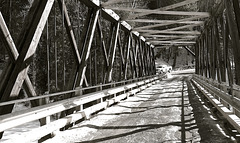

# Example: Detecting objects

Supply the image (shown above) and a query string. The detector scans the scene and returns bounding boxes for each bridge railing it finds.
[192,74,240,133]
[0,74,165,143]
[0,75,162,108]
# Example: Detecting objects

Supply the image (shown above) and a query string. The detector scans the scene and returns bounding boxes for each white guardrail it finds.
[192,74,240,133]
[0,74,166,143]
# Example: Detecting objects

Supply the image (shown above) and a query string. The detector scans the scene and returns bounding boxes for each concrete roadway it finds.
[44,70,236,143]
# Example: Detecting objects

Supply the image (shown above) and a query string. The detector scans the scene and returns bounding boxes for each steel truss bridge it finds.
[0,0,240,142]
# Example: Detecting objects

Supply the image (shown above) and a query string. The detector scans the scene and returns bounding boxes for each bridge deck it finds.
[44,71,234,143]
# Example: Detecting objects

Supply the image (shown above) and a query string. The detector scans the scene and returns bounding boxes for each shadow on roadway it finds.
[69,74,235,143]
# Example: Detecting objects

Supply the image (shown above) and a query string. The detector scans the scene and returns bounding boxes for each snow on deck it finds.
[43,74,199,143]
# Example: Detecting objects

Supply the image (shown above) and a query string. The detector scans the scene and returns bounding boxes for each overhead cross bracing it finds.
[103,8,210,17]
[101,0,210,47]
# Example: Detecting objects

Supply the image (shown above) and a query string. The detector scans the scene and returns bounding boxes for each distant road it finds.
[171,69,195,75]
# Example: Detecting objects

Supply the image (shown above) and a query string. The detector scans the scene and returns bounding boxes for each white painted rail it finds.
[192,75,240,133]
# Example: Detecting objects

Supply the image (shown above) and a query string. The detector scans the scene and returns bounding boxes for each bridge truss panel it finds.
[195,0,240,86]
[0,0,156,136]
[194,0,240,131]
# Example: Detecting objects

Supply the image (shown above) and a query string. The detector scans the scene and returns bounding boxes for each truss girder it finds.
[195,0,240,86]
[0,0,156,124]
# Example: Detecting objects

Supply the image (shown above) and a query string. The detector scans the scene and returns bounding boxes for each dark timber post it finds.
[106,22,120,82]
[76,8,99,86]
[124,32,131,80]
[195,42,199,75]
